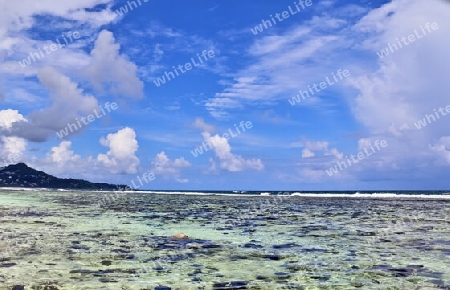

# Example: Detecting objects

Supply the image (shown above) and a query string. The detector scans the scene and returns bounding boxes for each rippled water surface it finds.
[0,190,449,289]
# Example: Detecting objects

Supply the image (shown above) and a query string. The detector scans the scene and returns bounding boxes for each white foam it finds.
[2,188,448,200]
[0,187,50,192]
[289,192,450,199]
[106,191,450,200]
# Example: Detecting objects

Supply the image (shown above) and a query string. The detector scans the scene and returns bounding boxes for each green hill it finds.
[0,163,127,190]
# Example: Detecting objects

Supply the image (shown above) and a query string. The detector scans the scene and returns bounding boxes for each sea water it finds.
[0,189,449,289]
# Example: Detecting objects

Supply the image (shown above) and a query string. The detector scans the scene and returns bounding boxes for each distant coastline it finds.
[0,163,128,191]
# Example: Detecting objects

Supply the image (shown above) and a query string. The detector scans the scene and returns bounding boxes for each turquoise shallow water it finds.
[0,190,449,289]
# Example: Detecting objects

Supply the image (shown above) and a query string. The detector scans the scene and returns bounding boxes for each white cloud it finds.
[205,98,243,119]
[302,149,315,158]
[84,30,144,98]
[0,137,27,165]
[29,127,142,180]
[346,0,450,175]
[249,27,311,56]
[97,127,140,174]
[0,109,27,128]
[304,141,329,151]
[0,110,27,162]
[192,118,215,133]
[48,141,81,166]
[0,1,117,76]
[4,67,99,142]
[351,0,450,134]
[38,66,99,113]
[151,151,190,182]
[281,0,450,184]
[202,131,264,172]
[191,119,264,172]
[0,1,116,44]
[299,140,343,159]
[325,148,344,160]
[210,21,344,118]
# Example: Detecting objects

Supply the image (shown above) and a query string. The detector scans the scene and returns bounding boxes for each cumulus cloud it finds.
[298,140,343,159]
[1,137,26,156]
[151,151,190,182]
[287,139,350,182]
[347,0,450,175]
[48,141,81,166]
[0,109,27,163]
[208,143,263,172]
[97,127,140,174]
[280,0,450,184]
[0,109,27,128]
[194,119,264,172]
[2,67,99,142]
[84,30,144,98]
[351,0,450,135]
[28,127,142,180]
[0,1,116,75]
[0,136,26,166]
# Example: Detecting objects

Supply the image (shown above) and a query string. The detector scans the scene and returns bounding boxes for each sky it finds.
[0,0,449,191]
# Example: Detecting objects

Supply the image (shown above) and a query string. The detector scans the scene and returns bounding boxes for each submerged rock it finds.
[171,233,189,240]
[1,262,17,267]
[213,281,248,289]
[155,286,172,290]
[273,243,298,249]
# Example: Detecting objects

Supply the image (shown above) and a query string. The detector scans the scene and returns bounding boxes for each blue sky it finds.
[0,0,449,190]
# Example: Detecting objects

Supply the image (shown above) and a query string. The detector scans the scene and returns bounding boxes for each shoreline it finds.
[1,187,450,200]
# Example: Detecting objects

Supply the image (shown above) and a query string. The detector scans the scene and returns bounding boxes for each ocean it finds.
[0,189,449,289]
